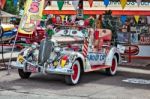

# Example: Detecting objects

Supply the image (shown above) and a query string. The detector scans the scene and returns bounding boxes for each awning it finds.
[43,10,150,16]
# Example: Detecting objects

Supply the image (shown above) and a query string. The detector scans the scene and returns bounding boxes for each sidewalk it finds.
[120,58,150,70]
[0,52,18,70]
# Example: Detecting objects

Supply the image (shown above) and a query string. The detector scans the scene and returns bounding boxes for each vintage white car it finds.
[14,25,121,85]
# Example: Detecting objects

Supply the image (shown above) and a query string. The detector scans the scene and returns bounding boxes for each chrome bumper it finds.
[12,61,73,75]
[46,67,74,75]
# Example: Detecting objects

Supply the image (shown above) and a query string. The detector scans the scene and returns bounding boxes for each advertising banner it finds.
[18,0,45,34]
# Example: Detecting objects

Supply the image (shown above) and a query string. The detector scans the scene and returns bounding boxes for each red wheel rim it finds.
[111,59,116,72]
[72,64,78,80]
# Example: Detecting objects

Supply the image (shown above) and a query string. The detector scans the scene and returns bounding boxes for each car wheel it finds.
[18,69,31,79]
[65,60,81,85]
[105,56,117,76]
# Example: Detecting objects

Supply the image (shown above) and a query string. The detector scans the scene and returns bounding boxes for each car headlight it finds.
[54,47,61,53]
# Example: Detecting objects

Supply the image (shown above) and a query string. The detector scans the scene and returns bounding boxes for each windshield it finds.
[53,27,88,38]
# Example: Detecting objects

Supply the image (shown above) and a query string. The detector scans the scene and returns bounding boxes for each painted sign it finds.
[139,34,150,45]
[18,0,45,34]
[87,53,106,65]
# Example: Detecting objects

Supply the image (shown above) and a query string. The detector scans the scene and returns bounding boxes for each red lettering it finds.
[29,2,39,13]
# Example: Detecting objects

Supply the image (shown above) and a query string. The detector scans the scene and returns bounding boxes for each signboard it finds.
[87,53,106,65]
[139,34,150,45]
[18,0,45,34]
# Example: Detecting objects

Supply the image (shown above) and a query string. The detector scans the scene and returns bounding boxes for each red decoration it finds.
[52,17,56,23]
[84,19,90,26]
[88,0,93,7]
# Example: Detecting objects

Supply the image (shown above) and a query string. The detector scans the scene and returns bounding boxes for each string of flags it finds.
[0,0,143,10]
[0,0,147,25]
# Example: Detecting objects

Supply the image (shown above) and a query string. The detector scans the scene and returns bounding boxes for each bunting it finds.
[134,15,140,23]
[104,0,110,7]
[136,0,142,7]
[72,0,79,10]
[120,0,127,9]
[57,1,64,11]
[88,0,93,7]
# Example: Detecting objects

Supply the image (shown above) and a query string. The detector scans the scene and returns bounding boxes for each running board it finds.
[85,65,110,72]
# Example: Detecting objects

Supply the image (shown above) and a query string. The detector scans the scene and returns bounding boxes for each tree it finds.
[102,10,118,46]
[3,0,18,15]
[3,0,26,15]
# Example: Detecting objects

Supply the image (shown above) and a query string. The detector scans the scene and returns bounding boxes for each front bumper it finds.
[12,61,74,75]
[46,67,73,75]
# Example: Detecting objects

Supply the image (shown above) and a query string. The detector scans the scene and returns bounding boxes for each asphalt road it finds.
[0,67,150,99]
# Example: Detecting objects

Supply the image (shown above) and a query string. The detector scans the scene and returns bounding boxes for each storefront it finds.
[44,1,150,58]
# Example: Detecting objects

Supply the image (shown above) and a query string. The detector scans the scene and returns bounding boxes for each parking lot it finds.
[0,67,150,99]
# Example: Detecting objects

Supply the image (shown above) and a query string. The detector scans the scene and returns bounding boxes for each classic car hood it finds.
[52,36,84,44]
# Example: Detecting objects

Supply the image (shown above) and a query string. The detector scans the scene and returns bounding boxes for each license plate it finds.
[26,64,39,73]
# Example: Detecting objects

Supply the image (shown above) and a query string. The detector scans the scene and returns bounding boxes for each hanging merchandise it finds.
[104,0,110,7]
[13,0,18,6]
[83,15,90,19]
[134,15,140,23]
[88,0,93,7]
[84,19,90,26]
[136,0,142,7]
[72,0,79,10]
[0,0,6,9]
[56,15,62,24]
[52,17,56,24]
[71,15,76,22]
[61,15,65,22]
[147,16,150,25]
[120,0,127,9]
[121,15,127,25]
[57,1,64,11]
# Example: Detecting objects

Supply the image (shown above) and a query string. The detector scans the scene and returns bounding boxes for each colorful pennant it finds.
[104,0,110,7]
[134,15,140,23]
[120,0,127,9]
[136,0,142,7]
[88,0,93,7]
[57,1,64,11]
[72,0,79,10]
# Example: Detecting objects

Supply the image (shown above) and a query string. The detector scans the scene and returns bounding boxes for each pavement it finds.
[0,67,150,99]
[0,52,150,99]
[120,58,150,69]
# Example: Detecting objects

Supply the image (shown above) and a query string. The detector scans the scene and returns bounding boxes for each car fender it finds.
[105,47,121,66]
[63,51,85,71]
